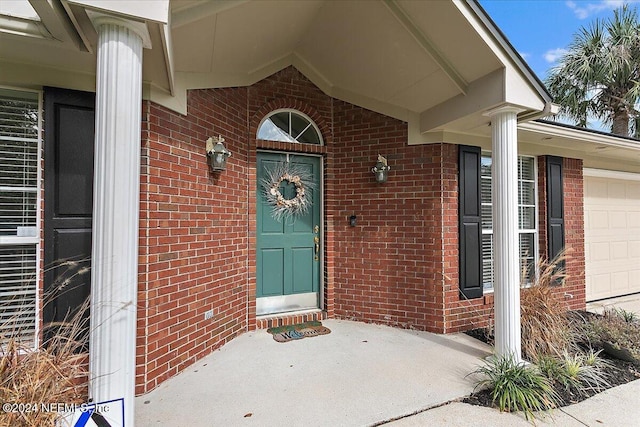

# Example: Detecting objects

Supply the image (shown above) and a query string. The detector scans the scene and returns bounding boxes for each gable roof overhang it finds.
[519,120,640,174]
[0,0,173,95]
[424,118,640,174]
[0,0,555,143]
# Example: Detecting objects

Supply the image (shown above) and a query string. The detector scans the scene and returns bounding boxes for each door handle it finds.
[313,225,319,261]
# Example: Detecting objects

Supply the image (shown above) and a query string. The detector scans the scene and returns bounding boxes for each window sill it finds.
[0,236,38,245]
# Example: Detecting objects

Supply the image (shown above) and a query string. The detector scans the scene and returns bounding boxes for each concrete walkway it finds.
[388,380,640,426]
[587,293,640,316]
[136,319,640,426]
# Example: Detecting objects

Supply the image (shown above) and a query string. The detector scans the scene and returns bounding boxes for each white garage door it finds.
[584,170,640,301]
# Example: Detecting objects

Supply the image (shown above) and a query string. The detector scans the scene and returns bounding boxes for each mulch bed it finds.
[463,310,640,408]
[464,355,640,408]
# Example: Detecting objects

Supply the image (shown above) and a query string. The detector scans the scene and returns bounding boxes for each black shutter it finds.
[459,145,483,299]
[43,87,95,349]
[546,156,564,262]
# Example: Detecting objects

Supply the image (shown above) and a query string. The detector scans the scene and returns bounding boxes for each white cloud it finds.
[566,0,639,19]
[518,52,531,60]
[544,48,569,63]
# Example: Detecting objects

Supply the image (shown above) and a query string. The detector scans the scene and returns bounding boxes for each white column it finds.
[89,15,147,427]
[487,106,524,362]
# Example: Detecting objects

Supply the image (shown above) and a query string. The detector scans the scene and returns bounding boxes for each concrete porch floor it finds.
[135,320,492,426]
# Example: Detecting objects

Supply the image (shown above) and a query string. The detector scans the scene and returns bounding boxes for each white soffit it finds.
[0,1,71,41]
[169,0,505,121]
[397,0,498,84]
[64,0,172,93]
[65,0,169,24]
[416,0,553,136]
[460,0,551,106]
[0,1,39,21]
[0,1,46,39]
[170,14,216,73]
[518,121,640,173]
[0,0,173,95]
[520,121,640,151]
[213,1,321,75]
[0,0,551,130]
[296,0,447,108]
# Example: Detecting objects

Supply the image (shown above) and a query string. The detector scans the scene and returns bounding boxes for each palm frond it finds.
[545,5,640,137]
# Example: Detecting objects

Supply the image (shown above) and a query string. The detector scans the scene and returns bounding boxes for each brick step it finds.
[256,310,328,330]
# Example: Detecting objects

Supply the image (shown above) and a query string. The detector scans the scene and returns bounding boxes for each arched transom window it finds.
[257,109,323,145]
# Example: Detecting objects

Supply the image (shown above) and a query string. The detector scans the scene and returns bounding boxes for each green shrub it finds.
[583,348,603,367]
[536,350,611,398]
[536,355,568,385]
[559,352,610,394]
[610,308,639,324]
[473,353,559,421]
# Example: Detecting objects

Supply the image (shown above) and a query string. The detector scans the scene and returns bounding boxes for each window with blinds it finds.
[481,154,537,290]
[0,88,40,347]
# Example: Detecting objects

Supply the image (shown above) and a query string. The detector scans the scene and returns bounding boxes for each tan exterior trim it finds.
[584,168,640,181]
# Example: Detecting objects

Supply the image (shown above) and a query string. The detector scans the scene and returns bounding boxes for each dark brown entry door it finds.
[43,87,94,344]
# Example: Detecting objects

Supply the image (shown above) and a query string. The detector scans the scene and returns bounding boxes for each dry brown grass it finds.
[520,252,574,361]
[0,300,89,427]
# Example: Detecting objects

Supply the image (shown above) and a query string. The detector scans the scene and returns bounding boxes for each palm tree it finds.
[546,5,640,137]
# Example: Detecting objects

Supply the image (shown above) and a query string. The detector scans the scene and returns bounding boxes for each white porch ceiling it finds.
[170,0,504,117]
[0,0,552,139]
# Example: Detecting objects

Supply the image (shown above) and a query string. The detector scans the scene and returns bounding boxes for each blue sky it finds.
[479,0,640,81]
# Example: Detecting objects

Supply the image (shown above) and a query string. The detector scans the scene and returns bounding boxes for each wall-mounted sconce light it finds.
[205,135,232,172]
[349,215,357,227]
[371,154,390,183]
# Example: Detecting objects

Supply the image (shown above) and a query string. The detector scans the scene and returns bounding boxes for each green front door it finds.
[256,152,321,315]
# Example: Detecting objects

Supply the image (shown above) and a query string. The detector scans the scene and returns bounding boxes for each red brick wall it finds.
[134,67,588,393]
[330,101,448,332]
[537,156,586,311]
[440,154,588,334]
[562,158,586,309]
[137,88,249,394]
[441,145,495,333]
[246,67,334,328]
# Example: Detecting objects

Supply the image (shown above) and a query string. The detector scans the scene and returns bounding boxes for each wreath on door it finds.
[262,160,315,221]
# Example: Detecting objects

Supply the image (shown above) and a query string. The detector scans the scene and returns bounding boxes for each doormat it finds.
[266,321,331,343]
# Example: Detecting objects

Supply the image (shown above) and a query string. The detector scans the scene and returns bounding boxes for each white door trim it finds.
[255,150,325,315]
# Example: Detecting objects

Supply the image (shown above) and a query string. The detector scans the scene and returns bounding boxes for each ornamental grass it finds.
[0,265,89,427]
[472,353,559,421]
[520,252,574,361]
